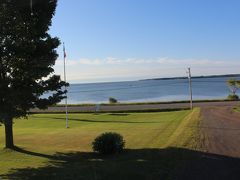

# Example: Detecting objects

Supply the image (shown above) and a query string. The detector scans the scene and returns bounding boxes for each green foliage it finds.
[0,0,67,118]
[227,94,239,100]
[226,79,240,96]
[92,132,125,154]
[109,97,118,104]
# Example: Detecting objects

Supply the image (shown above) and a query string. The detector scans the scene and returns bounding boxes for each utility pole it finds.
[187,67,193,110]
[63,43,69,128]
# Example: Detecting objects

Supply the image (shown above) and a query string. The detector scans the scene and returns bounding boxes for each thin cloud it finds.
[56,57,239,66]
[54,57,240,83]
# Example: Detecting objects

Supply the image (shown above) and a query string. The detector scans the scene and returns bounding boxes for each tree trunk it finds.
[4,117,14,149]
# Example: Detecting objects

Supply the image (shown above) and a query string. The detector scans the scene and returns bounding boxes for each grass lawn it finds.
[233,106,240,112]
[0,109,200,179]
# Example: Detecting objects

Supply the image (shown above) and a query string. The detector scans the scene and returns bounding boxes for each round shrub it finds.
[227,94,239,100]
[92,132,125,154]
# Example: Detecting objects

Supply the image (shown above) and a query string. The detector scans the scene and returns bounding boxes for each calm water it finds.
[60,76,239,104]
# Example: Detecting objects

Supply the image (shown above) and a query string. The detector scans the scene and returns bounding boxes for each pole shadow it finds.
[30,116,161,124]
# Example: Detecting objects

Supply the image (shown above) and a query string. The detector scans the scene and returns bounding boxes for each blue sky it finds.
[50,0,240,83]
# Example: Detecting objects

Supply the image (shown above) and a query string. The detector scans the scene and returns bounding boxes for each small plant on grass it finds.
[227,79,240,100]
[109,97,118,104]
[92,132,125,154]
[227,94,239,100]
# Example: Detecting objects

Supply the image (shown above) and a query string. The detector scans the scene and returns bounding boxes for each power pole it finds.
[187,67,193,110]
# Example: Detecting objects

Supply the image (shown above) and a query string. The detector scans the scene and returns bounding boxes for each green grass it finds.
[0,109,200,179]
[233,106,240,112]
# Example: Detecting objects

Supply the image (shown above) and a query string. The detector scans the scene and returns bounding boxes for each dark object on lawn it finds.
[92,132,125,154]
[109,97,118,104]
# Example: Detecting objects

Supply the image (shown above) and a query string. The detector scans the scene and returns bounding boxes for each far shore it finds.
[141,73,240,81]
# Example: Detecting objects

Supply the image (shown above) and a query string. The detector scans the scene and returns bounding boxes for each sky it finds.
[49,0,240,83]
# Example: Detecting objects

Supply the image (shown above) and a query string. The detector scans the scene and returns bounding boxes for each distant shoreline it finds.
[69,74,240,85]
[140,74,240,81]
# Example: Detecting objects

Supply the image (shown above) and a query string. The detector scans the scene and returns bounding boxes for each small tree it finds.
[226,79,240,100]
[0,0,67,149]
[109,97,118,104]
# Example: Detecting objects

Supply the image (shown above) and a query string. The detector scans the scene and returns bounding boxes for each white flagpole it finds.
[187,67,193,110]
[63,42,69,128]
[30,0,33,16]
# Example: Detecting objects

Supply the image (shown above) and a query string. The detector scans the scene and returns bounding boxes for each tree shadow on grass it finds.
[108,113,129,116]
[12,146,57,160]
[30,116,160,124]
[2,147,240,180]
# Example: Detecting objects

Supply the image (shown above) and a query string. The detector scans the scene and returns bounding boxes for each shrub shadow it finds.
[2,147,240,180]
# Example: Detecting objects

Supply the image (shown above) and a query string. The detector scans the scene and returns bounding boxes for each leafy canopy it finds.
[0,0,67,120]
[227,79,240,95]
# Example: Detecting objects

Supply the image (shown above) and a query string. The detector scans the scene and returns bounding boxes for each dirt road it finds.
[201,106,240,158]
[178,106,240,180]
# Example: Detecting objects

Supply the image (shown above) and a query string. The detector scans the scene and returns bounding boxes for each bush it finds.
[227,94,239,100]
[92,132,125,154]
[109,97,118,104]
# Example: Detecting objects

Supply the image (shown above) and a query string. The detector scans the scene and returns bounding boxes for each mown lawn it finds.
[0,109,200,179]
[233,106,240,113]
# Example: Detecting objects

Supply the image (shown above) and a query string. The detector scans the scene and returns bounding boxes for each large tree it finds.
[0,0,67,149]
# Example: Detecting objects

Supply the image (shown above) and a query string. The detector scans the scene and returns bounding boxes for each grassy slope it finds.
[0,109,200,179]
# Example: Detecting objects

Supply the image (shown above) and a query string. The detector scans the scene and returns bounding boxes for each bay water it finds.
[61,76,240,104]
